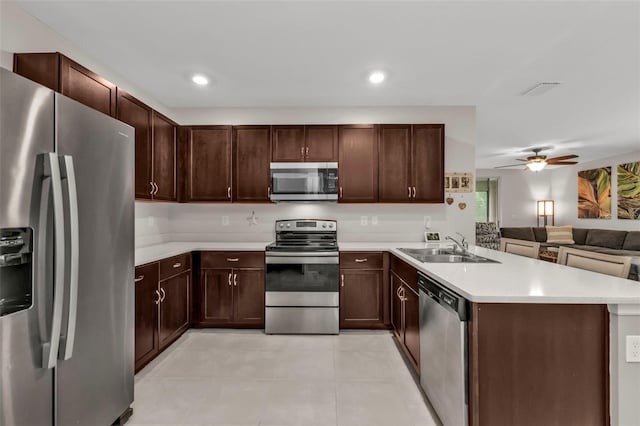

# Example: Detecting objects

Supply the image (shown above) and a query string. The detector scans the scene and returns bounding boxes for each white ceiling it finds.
[13,1,640,168]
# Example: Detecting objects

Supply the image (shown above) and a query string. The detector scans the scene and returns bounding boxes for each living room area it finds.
[475,149,640,281]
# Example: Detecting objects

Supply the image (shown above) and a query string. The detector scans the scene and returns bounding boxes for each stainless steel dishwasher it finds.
[418,272,469,426]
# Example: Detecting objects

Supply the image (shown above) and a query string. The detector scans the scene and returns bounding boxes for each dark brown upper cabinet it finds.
[233,126,271,202]
[272,125,338,162]
[151,111,177,201]
[378,124,444,203]
[180,126,233,202]
[116,90,153,199]
[338,125,378,203]
[14,52,117,117]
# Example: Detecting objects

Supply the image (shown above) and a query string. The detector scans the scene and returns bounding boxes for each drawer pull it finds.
[228,273,232,286]
[159,288,166,302]
[154,290,161,305]
[341,274,344,287]
[134,275,144,283]
[233,273,238,286]
[354,258,368,263]
[173,262,182,268]
[227,258,239,262]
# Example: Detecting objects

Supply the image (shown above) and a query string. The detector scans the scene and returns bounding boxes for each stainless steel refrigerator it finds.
[0,67,134,425]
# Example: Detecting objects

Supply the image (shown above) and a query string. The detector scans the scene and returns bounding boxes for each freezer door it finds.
[54,94,135,425]
[0,68,56,425]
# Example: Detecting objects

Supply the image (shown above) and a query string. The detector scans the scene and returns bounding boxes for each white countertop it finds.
[135,241,640,305]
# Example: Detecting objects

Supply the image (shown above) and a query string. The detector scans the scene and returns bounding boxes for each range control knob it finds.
[322,224,327,228]
[329,223,334,228]
[286,223,291,228]
[279,223,284,228]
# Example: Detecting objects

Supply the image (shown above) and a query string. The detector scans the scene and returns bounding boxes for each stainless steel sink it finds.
[398,248,499,263]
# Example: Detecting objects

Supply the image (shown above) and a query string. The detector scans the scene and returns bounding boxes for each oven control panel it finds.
[276,219,336,232]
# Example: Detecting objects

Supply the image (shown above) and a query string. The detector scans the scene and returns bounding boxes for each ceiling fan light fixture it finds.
[526,160,547,172]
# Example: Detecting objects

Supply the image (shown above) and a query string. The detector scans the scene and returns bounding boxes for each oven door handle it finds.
[265,255,339,265]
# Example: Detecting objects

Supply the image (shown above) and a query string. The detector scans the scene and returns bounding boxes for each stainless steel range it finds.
[265,219,339,334]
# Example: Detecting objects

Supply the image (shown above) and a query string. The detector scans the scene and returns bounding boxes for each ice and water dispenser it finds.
[0,227,33,316]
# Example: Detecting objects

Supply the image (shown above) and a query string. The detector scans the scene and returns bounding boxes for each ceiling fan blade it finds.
[515,159,528,162]
[547,154,578,162]
[547,161,578,165]
[494,164,523,169]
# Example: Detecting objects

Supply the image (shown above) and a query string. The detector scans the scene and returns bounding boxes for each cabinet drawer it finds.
[135,262,159,285]
[340,252,383,269]
[391,255,418,292]
[201,251,265,269]
[159,253,191,281]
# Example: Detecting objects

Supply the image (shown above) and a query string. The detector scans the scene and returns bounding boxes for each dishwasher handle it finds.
[418,272,468,321]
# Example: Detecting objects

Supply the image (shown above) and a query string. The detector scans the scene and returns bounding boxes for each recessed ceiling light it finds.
[369,71,385,84]
[192,74,209,86]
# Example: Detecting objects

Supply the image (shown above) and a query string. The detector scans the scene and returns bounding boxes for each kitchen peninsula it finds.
[136,241,640,426]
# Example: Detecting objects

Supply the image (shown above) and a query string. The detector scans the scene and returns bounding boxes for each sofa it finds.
[499,226,640,281]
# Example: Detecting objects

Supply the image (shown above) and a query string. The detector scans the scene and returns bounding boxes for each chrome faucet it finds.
[446,233,469,254]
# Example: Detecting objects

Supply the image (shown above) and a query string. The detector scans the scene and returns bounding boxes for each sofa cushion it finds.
[572,228,589,245]
[585,229,628,249]
[546,225,575,244]
[623,231,640,251]
[533,227,547,242]
[500,227,535,241]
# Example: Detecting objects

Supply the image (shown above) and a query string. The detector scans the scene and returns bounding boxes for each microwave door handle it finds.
[58,155,79,360]
[41,153,66,369]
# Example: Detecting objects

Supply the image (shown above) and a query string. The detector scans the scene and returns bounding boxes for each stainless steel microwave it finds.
[270,162,338,202]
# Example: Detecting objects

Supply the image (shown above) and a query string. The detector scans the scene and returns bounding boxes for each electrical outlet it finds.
[371,216,378,225]
[360,216,368,226]
[424,216,431,228]
[626,335,640,362]
[222,216,229,226]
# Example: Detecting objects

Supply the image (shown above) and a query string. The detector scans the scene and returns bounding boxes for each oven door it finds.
[270,162,338,201]
[265,252,339,306]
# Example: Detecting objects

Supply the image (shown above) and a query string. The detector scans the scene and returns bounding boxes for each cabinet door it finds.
[233,126,271,202]
[13,52,60,91]
[272,126,305,162]
[338,125,378,202]
[390,272,404,340]
[152,111,177,201]
[202,269,234,324]
[159,271,190,348]
[186,127,232,201]
[135,263,159,372]
[412,124,445,203]
[305,125,338,162]
[116,90,153,199]
[234,268,265,326]
[60,55,117,117]
[340,269,383,329]
[403,284,420,370]
[379,125,412,202]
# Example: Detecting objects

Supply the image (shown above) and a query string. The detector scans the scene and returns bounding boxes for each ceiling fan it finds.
[495,148,579,172]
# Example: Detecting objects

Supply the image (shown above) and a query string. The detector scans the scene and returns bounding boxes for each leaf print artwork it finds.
[617,162,640,220]
[578,167,611,219]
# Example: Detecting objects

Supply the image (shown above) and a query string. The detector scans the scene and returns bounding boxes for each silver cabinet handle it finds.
[134,275,144,283]
[268,186,271,198]
[354,258,367,263]
[228,273,232,286]
[341,274,345,287]
[412,187,416,198]
[59,155,79,360]
[149,182,154,195]
[401,287,407,302]
[227,186,231,199]
[396,286,401,298]
[154,289,161,305]
[339,187,343,199]
[305,146,309,157]
[226,258,239,262]
[408,187,411,198]
[173,262,182,268]
[42,153,66,369]
[300,146,304,158]
[233,273,238,286]
[154,182,159,195]
[160,287,166,302]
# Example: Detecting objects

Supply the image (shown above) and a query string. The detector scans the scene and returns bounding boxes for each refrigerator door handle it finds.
[59,155,79,360]
[42,153,66,369]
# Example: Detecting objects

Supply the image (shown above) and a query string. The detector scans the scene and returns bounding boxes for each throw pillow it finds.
[546,225,575,244]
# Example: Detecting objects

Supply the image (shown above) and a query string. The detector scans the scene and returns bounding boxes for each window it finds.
[475,177,499,223]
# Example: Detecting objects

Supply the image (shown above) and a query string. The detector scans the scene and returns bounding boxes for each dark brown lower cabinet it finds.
[339,252,389,329]
[390,255,420,372]
[134,253,192,372]
[195,251,265,328]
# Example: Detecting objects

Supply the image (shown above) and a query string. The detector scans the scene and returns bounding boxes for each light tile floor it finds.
[128,330,440,426]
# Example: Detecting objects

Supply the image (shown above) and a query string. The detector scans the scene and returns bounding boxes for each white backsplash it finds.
[135,200,475,248]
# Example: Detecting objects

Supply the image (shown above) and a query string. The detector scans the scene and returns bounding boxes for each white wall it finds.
[476,168,553,227]
[134,106,476,247]
[0,1,172,117]
[551,150,640,231]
